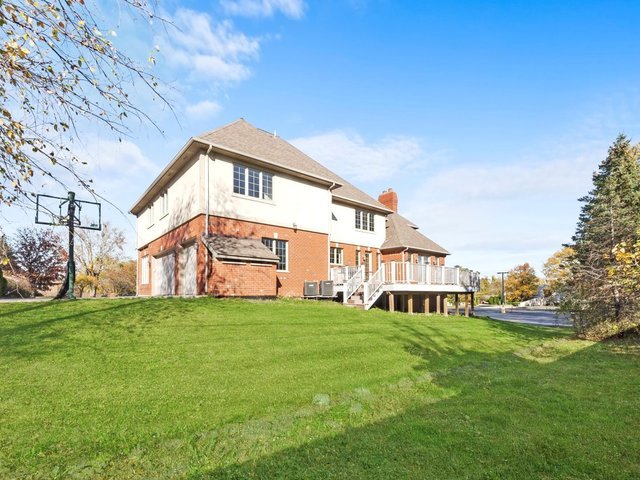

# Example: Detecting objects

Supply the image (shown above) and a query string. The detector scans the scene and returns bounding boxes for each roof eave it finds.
[193,137,340,188]
[381,244,450,255]
[331,195,393,214]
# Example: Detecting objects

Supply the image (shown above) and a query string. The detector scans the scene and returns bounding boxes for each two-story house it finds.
[130,119,479,313]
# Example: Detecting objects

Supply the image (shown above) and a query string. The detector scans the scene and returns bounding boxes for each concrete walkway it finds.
[474,305,572,327]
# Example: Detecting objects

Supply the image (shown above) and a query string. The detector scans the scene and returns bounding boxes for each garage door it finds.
[153,252,175,296]
[179,243,197,295]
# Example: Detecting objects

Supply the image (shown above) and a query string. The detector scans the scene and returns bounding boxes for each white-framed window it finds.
[330,247,343,265]
[141,255,150,284]
[355,250,361,266]
[147,204,154,228]
[262,238,288,271]
[160,191,169,218]
[234,164,274,200]
[354,210,375,232]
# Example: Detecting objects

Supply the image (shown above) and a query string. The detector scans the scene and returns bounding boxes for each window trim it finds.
[141,255,150,285]
[354,210,375,232]
[262,237,288,272]
[330,247,343,265]
[233,163,275,202]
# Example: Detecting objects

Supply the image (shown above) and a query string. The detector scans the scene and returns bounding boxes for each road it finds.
[473,305,572,327]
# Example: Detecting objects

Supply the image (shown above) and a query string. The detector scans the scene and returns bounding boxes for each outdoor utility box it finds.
[304,281,319,297]
[320,280,334,297]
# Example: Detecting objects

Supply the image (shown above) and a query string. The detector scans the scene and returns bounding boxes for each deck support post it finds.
[436,294,441,314]
[443,294,448,316]
[471,292,475,316]
[454,293,460,315]
[408,294,414,314]
[388,293,395,312]
[424,295,430,314]
[465,294,470,317]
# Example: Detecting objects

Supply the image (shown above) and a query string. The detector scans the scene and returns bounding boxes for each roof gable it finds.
[382,213,450,255]
[198,119,391,212]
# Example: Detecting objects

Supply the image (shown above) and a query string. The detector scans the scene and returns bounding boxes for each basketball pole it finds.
[67,191,76,300]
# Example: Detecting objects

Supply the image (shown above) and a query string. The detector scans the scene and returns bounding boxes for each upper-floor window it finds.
[234,164,273,200]
[330,247,343,265]
[355,210,375,232]
[262,238,288,271]
[159,191,169,218]
[147,204,154,228]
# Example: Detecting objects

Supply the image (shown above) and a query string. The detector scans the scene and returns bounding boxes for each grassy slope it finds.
[0,298,638,479]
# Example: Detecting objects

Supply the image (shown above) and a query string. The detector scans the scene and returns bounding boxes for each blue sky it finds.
[4,0,640,277]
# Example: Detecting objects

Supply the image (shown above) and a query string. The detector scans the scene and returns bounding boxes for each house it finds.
[130,119,479,313]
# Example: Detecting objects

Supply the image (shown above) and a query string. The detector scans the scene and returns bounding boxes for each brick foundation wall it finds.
[138,214,329,297]
[209,261,276,297]
[209,216,329,297]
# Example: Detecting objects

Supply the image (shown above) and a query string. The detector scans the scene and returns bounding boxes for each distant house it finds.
[130,119,479,312]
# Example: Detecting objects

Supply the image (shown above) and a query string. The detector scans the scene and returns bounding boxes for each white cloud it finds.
[221,0,306,18]
[159,11,260,83]
[291,130,438,183]
[185,100,222,119]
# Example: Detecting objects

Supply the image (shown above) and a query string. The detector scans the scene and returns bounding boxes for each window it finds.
[262,238,288,271]
[330,247,343,265]
[233,164,245,195]
[355,210,375,232]
[234,164,274,200]
[160,191,169,218]
[147,205,154,228]
[248,168,260,198]
[355,250,361,266]
[141,255,150,284]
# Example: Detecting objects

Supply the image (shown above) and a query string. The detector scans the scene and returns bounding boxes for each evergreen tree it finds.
[566,135,640,337]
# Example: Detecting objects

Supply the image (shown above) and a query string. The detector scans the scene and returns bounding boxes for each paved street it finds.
[474,305,572,327]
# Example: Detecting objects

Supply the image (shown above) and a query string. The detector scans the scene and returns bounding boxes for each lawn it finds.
[0,298,638,479]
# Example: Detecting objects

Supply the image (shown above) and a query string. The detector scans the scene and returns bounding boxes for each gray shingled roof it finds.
[382,213,450,254]
[197,119,391,212]
[203,235,279,263]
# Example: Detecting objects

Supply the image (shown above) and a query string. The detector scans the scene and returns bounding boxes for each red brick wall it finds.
[208,216,328,297]
[138,214,329,297]
[209,261,276,297]
[137,216,207,296]
[330,241,381,272]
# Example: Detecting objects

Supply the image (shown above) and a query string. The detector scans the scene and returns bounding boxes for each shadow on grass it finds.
[0,298,153,359]
[190,340,639,480]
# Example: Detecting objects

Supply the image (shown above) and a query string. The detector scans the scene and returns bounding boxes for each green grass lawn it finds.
[0,298,638,479]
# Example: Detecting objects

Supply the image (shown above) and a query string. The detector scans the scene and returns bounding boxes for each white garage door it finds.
[153,252,175,296]
[179,243,197,295]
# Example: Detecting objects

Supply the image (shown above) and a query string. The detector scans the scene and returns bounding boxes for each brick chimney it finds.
[378,188,398,212]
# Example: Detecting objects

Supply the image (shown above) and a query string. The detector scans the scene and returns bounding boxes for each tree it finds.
[565,135,640,338]
[101,260,136,296]
[75,222,125,296]
[543,247,574,294]
[0,0,166,205]
[11,227,66,291]
[478,275,501,302]
[505,263,539,303]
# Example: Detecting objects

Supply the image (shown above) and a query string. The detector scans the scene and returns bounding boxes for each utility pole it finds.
[498,271,508,314]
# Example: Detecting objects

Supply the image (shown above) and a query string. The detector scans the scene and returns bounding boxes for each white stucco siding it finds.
[208,155,331,234]
[329,201,385,248]
[136,153,202,248]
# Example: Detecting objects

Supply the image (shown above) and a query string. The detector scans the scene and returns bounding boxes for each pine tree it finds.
[566,135,640,337]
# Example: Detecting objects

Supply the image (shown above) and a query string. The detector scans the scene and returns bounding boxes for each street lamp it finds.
[498,271,508,314]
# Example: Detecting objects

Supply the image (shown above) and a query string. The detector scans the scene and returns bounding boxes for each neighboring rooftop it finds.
[382,213,450,255]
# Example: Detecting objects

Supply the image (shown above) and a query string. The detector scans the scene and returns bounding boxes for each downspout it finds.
[204,145,212,294]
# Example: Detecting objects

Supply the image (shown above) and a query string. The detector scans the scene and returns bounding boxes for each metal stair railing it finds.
[363,264,385,310]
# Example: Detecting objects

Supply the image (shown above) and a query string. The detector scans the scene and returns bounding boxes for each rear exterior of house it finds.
[130,119,479,312]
